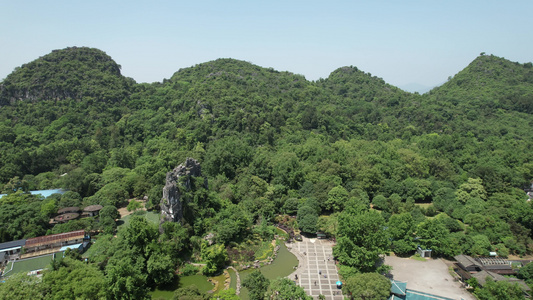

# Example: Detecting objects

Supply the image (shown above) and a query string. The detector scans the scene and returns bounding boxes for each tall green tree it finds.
[416,218,451,257]
[243,270,270,300]
[326,185,349,212]
[268,277,312,300]
[146,252,175,287]
[297,205,318,234]
[105,250,149,300]
[43,257,108,299]
[518,262,533,285]
[456,178,487,203]
[201,243,228,275]
[119,215,158,256]
[334,210,389,271]
[0,272,45,299]
[388,212,416,256]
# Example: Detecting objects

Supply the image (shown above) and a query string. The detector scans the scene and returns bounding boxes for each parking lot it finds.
[287,237,344,300]
[385,255,474,300]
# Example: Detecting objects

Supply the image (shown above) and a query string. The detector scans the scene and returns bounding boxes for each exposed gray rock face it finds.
[160,158,206,226]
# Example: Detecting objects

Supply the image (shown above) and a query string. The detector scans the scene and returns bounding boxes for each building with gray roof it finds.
[0,239,26,263]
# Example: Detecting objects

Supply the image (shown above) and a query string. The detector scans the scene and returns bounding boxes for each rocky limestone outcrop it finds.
[160,158,207,227]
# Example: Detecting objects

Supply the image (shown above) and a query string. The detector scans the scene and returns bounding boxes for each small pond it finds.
[238,241,298,300]
[150,241,298,299]
[150,274,214,299]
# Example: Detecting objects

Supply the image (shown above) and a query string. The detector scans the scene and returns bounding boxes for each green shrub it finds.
[181,264,200,276]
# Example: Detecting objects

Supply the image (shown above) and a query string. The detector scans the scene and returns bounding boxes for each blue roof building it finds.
[390,280,453,300]
[390,280,407,296]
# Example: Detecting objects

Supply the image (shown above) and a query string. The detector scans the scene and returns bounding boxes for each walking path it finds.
[286,236,344,300]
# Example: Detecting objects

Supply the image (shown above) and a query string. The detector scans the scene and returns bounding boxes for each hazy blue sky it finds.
[1,0,532,90]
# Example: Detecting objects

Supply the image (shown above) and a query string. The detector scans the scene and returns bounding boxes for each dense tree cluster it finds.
[1,47,533,298]
[243,270,311,300]
[343,273,391,300]
[0,215,188,299]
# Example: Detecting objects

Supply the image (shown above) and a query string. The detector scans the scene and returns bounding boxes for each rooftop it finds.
[83,204,103,212]
[472,270,531,291]
[471,270,506,285]
[25,230,85,248]
[59,243,83,252]
[57,206,80,214]
[53,213,80,222]
[478,257,510,266]
[391,280,407,296]
[390,289,454,300]
[0,239,26,252]
[389,279,454,300]
[454,254,481,268]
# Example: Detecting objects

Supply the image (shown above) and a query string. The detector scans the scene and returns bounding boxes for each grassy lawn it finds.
[82,242,98,259]
[414,203,433,209]
[411,254,427,262]
[4,254,54,276]
[119,210,160,228]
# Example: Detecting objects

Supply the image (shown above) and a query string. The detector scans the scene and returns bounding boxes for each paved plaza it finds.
[385,256,474,300]
[287,236,344,300]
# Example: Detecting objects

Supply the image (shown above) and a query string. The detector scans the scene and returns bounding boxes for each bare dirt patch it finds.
[508,254,533,260]
[385,255,474,300]
[118,198,147,219]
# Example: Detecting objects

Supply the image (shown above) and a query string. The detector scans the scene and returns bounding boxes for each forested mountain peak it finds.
[429,54,533,113]
[469,54,533,80]
[318,65,409,108]
[326,65,382,83]
[441,54,533,89]
[171,58,274,80]
[152,58,314,136]
[0,47,133,105]
[168,58,308,89]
